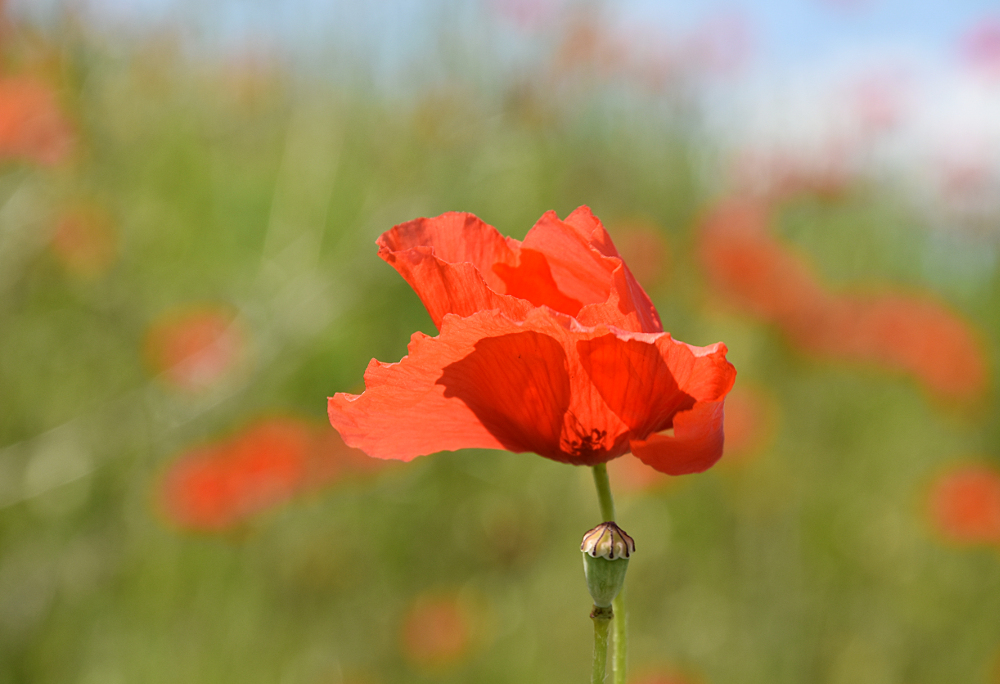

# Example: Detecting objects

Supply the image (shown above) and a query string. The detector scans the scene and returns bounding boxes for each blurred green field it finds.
[1,14,999,684]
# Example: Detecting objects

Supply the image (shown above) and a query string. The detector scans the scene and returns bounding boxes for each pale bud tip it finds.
[580,521,635,560]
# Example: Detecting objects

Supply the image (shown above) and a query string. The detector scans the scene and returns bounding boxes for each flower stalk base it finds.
[591,604,612,684]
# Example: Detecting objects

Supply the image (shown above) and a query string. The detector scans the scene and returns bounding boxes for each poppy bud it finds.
[581,521,634,608]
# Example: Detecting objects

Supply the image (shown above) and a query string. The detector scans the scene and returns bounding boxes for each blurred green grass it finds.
[0,18,998,684]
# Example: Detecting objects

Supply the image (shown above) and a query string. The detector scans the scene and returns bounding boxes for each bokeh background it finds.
[2,0,1000,682]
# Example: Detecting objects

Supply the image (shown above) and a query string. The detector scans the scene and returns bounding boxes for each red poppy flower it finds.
[699,198,832,329]
[0,76,73,166]
[699,198,988,403]
[928,463,1000,545]
[717,382,778,462]
[820,293,988,402]
[399,592,476,670]
[159,417,388,531]
[160,418,312,531]
[328,207,736,476]
[144,305,246,391]
[631,670,703,684]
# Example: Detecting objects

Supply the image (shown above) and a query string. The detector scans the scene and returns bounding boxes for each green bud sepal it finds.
[581,521,635,608]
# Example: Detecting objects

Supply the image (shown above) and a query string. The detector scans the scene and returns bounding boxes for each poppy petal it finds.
[629,399,727,475]
[328,309,631,464]
[658,339,737,403]
[438,330,573,455]
[577,261,664,333]
[492,248,586,316]
[509,207,662,329]
[563,205,612,254]
[380,212,514,290]
[521,210,616,307]
[565,207,663,333]
[579,334,734,439]
[329,337,507,461]
[577,334,694,437]
[379,208,662,333]
[379,213,529,328]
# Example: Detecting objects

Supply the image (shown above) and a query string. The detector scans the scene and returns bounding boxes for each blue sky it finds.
[626,0,997,70]
[11,0,998,73]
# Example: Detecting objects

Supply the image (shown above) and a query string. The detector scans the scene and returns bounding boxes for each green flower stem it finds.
[591,605,613,684]
[592,463,616,522]
[590,463,626,684]
[612,591,626,684]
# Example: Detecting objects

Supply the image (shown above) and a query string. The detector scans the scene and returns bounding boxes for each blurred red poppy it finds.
[551,14,629,82]
[144,305,245,391]
[729,148,850,204]
[700,198,836,346]
[928,463,1000,545]
[400,592,474,671]
[630,667,703,684]
[719,383,777,462]
[159,417,384,531]
[49,205,117,277]
[819,294,988,402]
[700,198,988,403]
[328,207,736,476]
[0,75,73,166]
